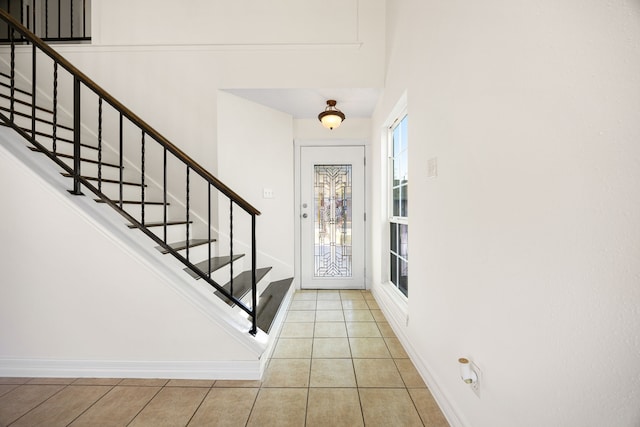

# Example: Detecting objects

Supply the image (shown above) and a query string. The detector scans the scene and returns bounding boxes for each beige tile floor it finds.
[0,290,449,426]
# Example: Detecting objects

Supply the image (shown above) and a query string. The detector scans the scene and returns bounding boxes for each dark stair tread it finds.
[61,174,145,187]
[256,278,294,333]
[95,199,167,205]
[215,267,272,306]
[184,253,245,279]
[128,220,192,229]
[30,147,119,167]
[156,238,216,254]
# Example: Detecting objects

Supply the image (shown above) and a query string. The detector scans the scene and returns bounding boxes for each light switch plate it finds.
[263,188,274,199]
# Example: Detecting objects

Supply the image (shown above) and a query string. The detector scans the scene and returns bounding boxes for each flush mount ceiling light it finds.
[318,99,346,130]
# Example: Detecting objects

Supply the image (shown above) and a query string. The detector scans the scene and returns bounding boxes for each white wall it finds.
[0,128,264,379]
[93,0,359,46]
[372,1,640,426]
[40,0,385,257]
[216,91,294,281]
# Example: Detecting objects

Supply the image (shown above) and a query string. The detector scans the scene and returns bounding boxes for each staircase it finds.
[0,9,292,338]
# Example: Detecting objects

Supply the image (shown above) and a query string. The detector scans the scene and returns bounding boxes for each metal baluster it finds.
[208,185,211,278]
[6,0,10,39]
[163,147,167,243]
[57,0,60,38]
[82,0,85,38]
[250,214,257,335]
[141,131,145,225]
[69,0,73,37]
[118,112,123,208]
[25,5,29,30]
[97,97,102,192]
[32,0,35,34]
[31,43,36,139]
[45,0,48,38]
[186,166,190,261]
[70,76,81,195]
[52,61,57,153]
[229,199,234,298]
[9,29,14,123]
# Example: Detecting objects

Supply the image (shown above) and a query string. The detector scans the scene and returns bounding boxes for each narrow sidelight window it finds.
[389,113,408,296]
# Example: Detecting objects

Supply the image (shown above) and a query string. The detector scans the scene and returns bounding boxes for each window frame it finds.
[388,110,408,297]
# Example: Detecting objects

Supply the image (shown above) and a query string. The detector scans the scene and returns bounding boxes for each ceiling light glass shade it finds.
[318,100,346,130]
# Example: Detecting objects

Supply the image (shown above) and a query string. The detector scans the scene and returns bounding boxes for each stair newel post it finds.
[140,130,145,225]
[229,199,234,298]
[31,43,36,139]
[250,213,257,335]
[69,75,82,195]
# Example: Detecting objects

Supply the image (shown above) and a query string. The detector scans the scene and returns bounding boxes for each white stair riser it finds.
[57,157,123,181]
[40,142,103,163]
[147,223,193,245]
[3,114,104,157]
[0,108,68,132]
[97,181,145,200]
[174,242,215,264]
[210,256,246,285]
[123,203,166,224]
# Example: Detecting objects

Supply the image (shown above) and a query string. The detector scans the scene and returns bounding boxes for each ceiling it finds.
[223,88,381,120]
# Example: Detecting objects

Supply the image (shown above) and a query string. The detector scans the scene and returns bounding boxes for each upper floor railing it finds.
[0,0,90,42]
[0,8,262,335]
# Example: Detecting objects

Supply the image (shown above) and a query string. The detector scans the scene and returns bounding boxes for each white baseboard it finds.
[0,358,261,380]
[372,282,464,427]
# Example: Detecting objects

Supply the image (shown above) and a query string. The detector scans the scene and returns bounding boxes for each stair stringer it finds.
[0,127,274,380]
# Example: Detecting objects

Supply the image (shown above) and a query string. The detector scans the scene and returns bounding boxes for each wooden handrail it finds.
[0,8,261,216]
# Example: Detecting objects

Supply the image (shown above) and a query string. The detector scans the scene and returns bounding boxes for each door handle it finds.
[302,213,308,219]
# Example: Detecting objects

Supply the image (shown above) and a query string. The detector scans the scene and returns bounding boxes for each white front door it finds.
[300,146,365,289]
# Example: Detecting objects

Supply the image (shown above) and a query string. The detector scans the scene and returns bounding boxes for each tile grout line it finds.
[183,385,210,427]
[7,381,72,426]
[64,383,118,426]
[302,296,317,426]
[343,293,370,425]
[124,383,165,427]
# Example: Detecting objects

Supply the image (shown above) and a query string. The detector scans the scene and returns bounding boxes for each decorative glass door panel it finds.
[314,165,352,278]
[300,146,365,289]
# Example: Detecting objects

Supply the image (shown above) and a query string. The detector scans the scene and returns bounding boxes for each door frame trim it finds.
[294,139,369,291]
